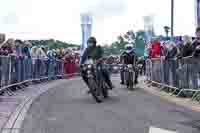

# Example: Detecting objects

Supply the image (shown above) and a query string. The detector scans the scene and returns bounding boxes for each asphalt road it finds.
[20,78,200,133]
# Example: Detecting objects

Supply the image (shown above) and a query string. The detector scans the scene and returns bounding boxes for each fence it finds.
[145,56,200,98]
[0,55,79,95]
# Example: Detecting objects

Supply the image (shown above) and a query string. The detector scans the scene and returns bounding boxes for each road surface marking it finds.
[149,126,177,133]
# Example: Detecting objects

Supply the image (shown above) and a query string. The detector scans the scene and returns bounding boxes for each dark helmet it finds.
[87,37,97,46]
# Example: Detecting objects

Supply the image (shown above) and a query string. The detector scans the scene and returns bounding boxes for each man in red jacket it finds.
[150,38,161,58]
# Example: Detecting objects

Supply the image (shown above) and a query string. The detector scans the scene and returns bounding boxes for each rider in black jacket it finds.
[120,44,138,85]
[80,37,113,90]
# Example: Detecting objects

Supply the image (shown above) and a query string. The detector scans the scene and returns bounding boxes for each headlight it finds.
[114,66,117,70]
[128,64,132,68]
[87,65,92,69]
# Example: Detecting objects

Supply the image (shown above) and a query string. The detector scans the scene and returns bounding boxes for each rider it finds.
[80,37,114,90]
[120,51,126,85]
[120,43,139,85]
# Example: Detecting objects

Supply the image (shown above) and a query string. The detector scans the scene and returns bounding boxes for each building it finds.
[195,0,200,27]
[143,15,155,40]
[80,13,93,55]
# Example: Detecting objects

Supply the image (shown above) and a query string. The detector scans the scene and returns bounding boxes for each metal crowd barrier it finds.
[0,55,77,95]
[145,56,200,98]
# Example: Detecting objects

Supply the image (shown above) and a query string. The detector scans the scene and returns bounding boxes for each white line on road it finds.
[149,126,177,133]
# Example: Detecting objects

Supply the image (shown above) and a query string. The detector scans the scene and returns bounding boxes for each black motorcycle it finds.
[81,60,109,103]
[124,64,136,90]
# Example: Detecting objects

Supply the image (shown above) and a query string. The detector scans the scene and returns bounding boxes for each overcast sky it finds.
[0,0,196,44]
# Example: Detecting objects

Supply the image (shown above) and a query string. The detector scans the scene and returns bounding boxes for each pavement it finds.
[0,79,78,133]
[1,77,200,133]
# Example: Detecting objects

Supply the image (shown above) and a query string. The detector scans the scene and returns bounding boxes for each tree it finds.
[164,26,170,37]
[28,39,80,50]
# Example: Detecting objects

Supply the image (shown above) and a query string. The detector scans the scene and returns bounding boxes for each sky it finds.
[0,0,196,45]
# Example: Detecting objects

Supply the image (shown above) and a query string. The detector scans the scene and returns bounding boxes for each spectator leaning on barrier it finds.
[41,46,48,56]
[74,52,80,64]
[168,42,178,87]
[0,39,15,84]
[165,41,178,60]
[176,42,183,56]
[192,27,200,57]
[64,49,71,76]
[177,35,193,58]
[70,52,76,76]
[36,47,48,59]
[47,50,56,79]
[22,41,32,59]
[30,46,38,59]
[176,33,200,90]
[1,38,15,56]
[160,42,169,57]
[14,40,24,57]
[22,41,32,79]
[56,48,64,60]
[149,38,161,58]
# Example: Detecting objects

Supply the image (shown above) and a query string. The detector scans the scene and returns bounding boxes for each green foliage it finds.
[28,39,80,50]
[103,36,128,56]
[104,30,146,56]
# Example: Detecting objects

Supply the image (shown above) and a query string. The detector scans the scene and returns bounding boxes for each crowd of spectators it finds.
[0,33,80,77]
[145,27,200,90]
[145,27,200,60]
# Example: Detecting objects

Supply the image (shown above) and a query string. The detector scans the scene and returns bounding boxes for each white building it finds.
[143,15,155,40]
[143,15,154,32]
[194,0,200,27]
[80,13,93,55]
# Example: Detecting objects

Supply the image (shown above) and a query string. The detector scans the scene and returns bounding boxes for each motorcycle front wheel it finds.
[88,78,104,103]
[127,71,135,91]
[102,82,109,98]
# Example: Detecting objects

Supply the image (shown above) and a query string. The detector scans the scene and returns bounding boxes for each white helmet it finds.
[125,43,134,53]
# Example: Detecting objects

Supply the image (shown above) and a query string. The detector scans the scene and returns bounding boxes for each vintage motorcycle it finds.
[81,59,110,103]
[120,64,136,90]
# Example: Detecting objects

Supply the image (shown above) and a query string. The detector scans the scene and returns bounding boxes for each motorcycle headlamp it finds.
[87,64,92,69]
[128,64,132,68]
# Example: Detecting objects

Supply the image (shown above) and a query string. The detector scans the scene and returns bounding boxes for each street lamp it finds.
[171,0,174,39]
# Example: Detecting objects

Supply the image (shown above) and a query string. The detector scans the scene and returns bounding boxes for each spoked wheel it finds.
[102,82,109,98]
[127,72,135,91]
[88,78,104,103]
